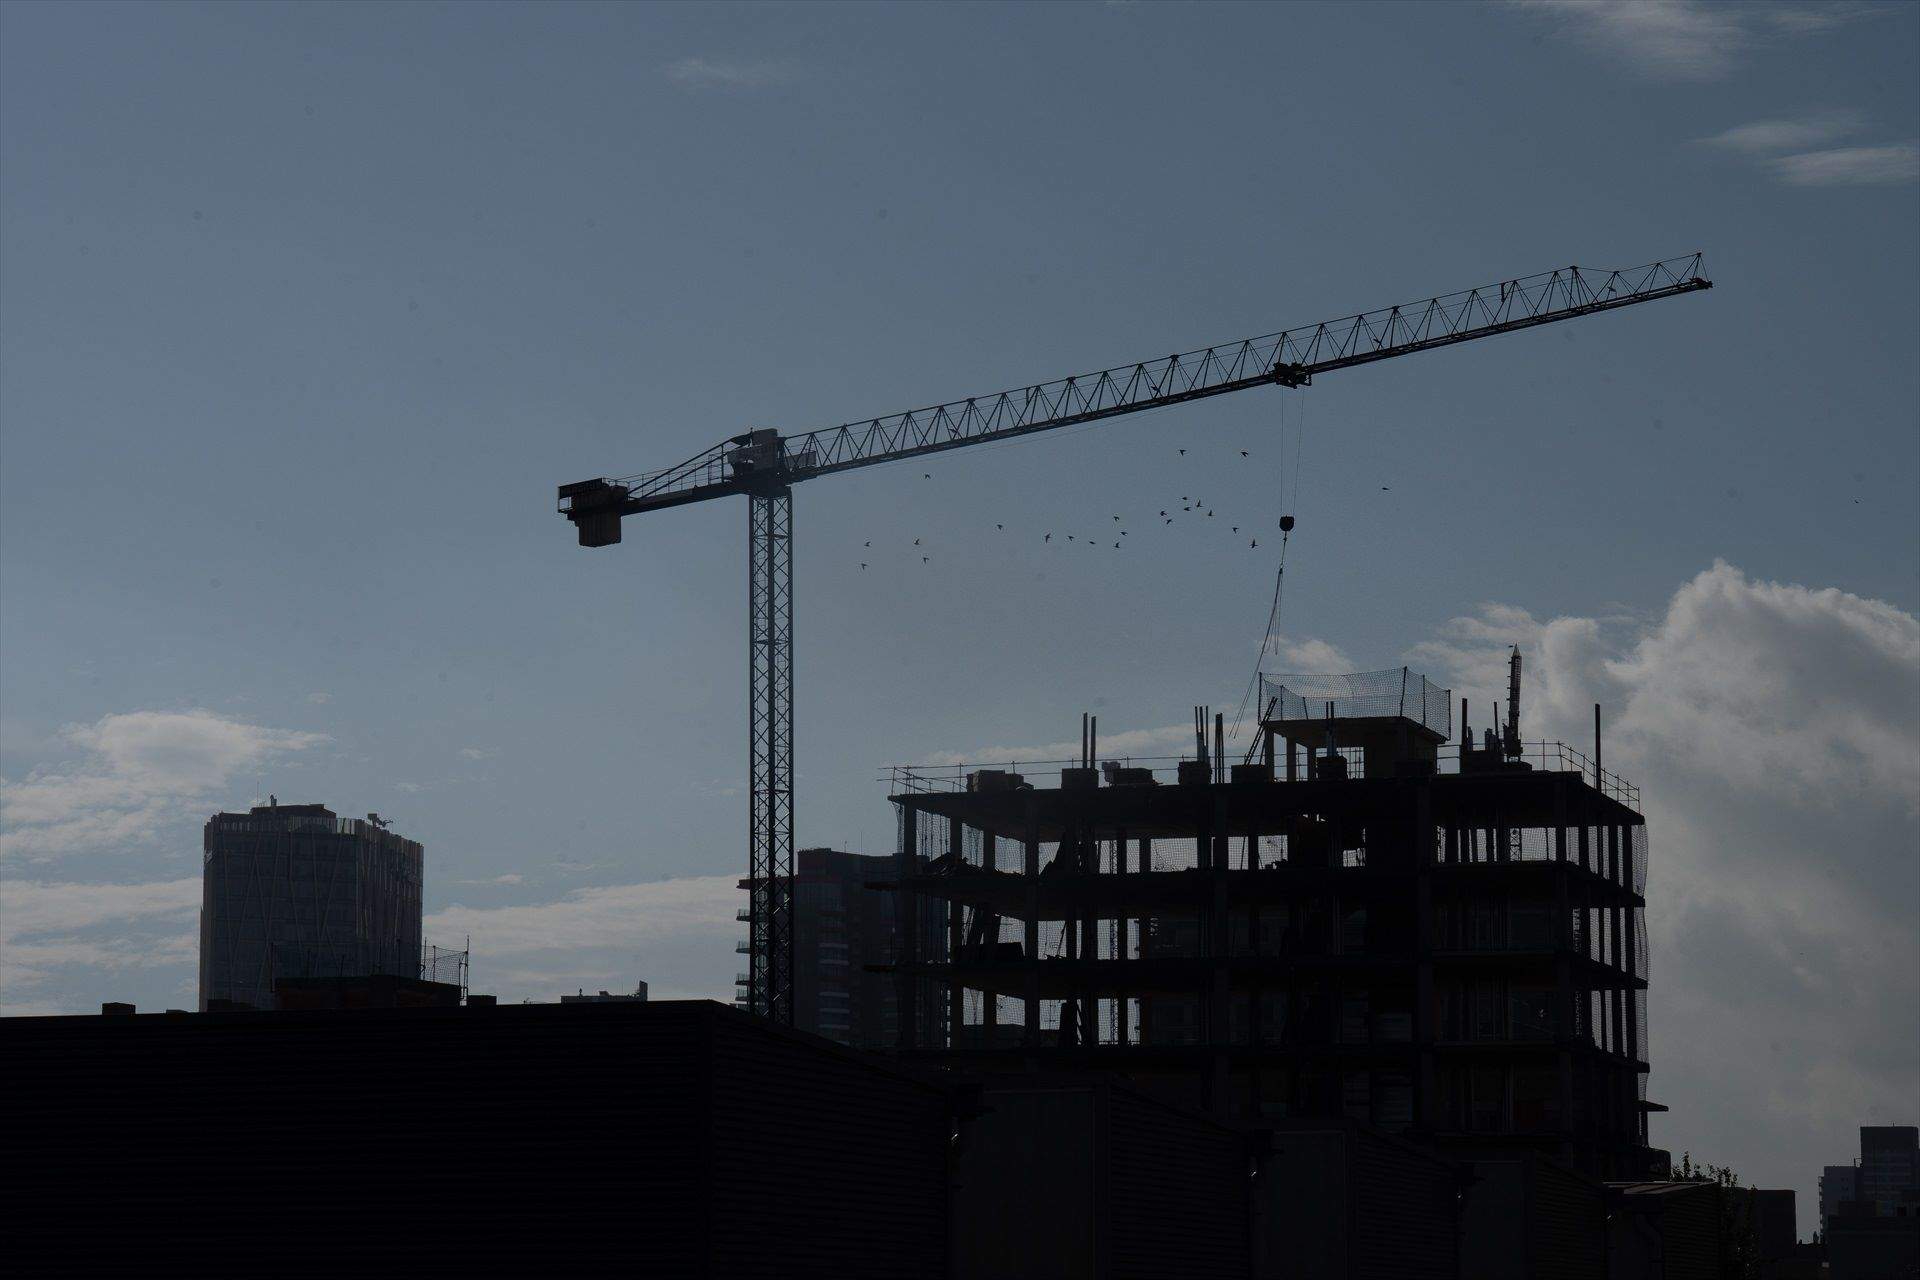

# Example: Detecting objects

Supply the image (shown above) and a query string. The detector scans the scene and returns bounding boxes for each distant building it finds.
[738,847,942,1048]
[1745,1187,1797,1263]
[1860,1126,1919,1217]
[198,800,423,1012]
[561,983,649,1004]
[1824,1164,1862,1233]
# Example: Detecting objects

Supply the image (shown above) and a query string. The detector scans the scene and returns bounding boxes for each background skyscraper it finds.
[199,801,423,1011]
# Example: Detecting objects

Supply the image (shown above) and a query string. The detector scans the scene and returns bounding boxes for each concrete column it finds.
[896,803,919,1050]
[1413,781,1437,1131]
[948,814,963,1050]
[1205,794,1230,1114]
[1024,803,1040,1053]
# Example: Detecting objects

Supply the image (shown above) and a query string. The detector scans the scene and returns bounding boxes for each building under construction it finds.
[881,665,1660,1181]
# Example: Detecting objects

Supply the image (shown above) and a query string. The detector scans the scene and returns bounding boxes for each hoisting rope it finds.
[1229,392,1300,749]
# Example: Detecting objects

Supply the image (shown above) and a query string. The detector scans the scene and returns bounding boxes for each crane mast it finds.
[559,255,1710,1026]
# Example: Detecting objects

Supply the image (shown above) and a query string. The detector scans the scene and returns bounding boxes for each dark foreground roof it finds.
[5,1000,950,1278]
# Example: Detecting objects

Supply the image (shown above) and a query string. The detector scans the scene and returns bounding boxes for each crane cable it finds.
[1229,393,1301,750]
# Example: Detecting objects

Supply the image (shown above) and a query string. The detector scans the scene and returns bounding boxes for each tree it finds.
[1675,1151,1761,1280]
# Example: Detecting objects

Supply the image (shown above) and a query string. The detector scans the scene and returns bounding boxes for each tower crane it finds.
[559,254,1710,1025]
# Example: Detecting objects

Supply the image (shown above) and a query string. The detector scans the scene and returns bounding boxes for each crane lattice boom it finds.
[560,254,1708,540]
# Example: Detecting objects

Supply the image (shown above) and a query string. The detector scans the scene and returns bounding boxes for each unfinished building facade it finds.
[882,669,1660,1181]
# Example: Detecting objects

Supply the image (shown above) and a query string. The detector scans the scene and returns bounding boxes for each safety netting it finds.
[1262,667,1451,738]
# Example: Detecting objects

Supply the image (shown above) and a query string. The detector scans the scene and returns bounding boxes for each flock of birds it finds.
[851,443,1363,570]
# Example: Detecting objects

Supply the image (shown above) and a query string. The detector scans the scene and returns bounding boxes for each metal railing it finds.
[884,739,1638,810]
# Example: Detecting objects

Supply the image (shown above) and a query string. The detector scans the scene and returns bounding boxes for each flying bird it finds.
[913,538,920,545]
[1068,535,1075,542]
[922,556,929,563]
[923,473,931,479]
[1240,451,1249,457]
[1206,510,1213,517]
[1113,515,1121,521]
[1165,517,1173,525]
[1160,510,1167,517]
[1044,533,1051,542]
[1250,539,1258,548]
[860,563,867,570]
[1231,526,1238,533]
[1178,448,1186,455]
[1381,486,1390,491]
[996,523,1003,530]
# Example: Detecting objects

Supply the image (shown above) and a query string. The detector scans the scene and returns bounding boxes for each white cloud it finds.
[1408,561,1920,1205]
[457,746,497,761]
[1700,111,1863,155]
[1510,0,1750,80]
[453,873,525,886]
[428,876,741,1004]
[0,877,200,939]
[1770,144,1920,187]
[427,875,740,954]
[1763,2,1881,34]
[306,692,332,705]
[663,57,795,90]
[0,877,200,1009]
[1698,113,1919,188]
[1508,0,1872,80]
[1266,636,1355,674]
[0,710,327,860]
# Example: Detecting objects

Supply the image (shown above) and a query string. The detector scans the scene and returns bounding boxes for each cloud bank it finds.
[1410,561,1919,1205]
[0,710,326,861]
[1701,112,1919,188]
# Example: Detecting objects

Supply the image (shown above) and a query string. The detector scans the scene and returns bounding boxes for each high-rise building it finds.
[884,667,1663,1180]
[1824,1163,1862,1231]
[737,847,942,1047]
[198,800,423,1011]
[1859,1126,1919,1216]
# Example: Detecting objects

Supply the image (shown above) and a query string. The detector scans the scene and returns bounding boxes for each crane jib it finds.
[558,254,1709,541]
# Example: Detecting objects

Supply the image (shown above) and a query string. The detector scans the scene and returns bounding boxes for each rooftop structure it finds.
[562,983,649,1004]
[880,669,1659,1180]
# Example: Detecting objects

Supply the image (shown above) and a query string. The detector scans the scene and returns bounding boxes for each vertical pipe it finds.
[1594,703,1604,790]
[1215,711,1225,783]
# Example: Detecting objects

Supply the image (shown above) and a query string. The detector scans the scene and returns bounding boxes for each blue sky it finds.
[3,1,1915,1232]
